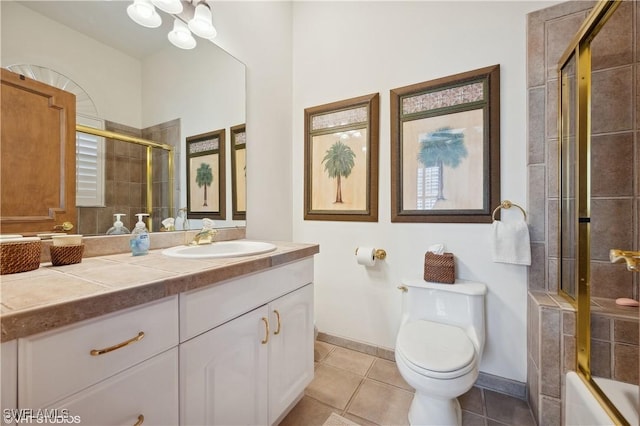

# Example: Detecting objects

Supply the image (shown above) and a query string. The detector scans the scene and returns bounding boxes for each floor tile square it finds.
[323,347,375,376]
[315,340,336,362]
[462,410,487,426]
[484,389,535,426]
[459,386,484,415]
[486,419,510,426]
[346,379,413,426]
[305,364,363,410]
[367,358,413,391]
[342,413,379,426]
[279,396,338,426]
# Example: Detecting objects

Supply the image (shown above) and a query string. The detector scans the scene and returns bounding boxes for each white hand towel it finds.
[491,219,531,265]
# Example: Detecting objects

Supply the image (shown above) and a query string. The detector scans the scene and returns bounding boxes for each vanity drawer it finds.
[18,295,179,408]
[49,348,179,426]
[180,258,314,341]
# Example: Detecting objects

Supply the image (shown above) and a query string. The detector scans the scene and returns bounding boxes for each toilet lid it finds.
[397,320,476,374]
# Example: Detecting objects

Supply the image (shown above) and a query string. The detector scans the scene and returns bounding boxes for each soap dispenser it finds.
[130,213,150,256]
[106,213,130,235]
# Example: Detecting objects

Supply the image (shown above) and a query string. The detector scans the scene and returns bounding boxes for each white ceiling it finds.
[18,1,173,59]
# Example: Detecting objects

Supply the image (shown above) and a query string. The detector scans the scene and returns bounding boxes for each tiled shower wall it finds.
[143,119,180,233]
[526,1,640,425]
[77,119,180,235]
[77,122,146,235]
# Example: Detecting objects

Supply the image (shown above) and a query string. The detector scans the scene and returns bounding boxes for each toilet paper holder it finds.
[355,247,387,260]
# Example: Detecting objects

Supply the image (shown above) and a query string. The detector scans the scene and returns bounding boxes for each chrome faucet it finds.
[610,249,640,272]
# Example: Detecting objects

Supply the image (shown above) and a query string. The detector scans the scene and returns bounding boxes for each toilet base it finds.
[407,392,462,426]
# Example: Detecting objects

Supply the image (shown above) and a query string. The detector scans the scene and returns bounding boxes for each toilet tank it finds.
[400,279,487,352]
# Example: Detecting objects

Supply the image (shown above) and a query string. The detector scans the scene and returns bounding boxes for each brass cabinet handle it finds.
[273,310,281,335]
[397,285,408,292]
[90,331,145,356]
[261,317,269,344]
[133,415,144,426]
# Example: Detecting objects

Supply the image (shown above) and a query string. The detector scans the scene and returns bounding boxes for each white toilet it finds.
[395,279,487,426]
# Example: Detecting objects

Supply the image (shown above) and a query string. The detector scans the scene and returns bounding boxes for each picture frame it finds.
[390,65,500,223]
[186,129,226,220]
[230,124,246,220]
[304,93,379,222]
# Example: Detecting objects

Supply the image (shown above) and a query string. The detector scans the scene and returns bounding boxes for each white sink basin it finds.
[162,240,277,259]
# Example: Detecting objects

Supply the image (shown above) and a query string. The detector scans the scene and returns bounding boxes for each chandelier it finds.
[127,0,217,50]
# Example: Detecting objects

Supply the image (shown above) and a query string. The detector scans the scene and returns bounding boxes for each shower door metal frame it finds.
[557,1,628,424]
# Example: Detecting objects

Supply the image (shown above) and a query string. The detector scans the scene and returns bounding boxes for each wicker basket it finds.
[50,244,84,266]
[423,252,455,284]
[0,240,42,275]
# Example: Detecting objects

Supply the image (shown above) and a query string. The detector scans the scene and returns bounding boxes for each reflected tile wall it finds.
[77,122,144,235]
[77,120,180,235]
[143,119,180,233]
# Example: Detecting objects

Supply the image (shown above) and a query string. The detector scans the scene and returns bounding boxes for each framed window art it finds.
[390,65,500,223]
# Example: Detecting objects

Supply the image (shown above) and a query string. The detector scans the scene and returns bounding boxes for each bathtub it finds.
[565,371,639,426]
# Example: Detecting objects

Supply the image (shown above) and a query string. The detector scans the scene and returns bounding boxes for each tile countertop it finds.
[0,241,319,342]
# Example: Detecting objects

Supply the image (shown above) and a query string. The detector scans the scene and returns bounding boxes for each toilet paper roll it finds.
[356,246,376,266]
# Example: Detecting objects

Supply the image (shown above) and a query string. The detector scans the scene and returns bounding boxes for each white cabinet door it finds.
[268,284,315,425]
[1,340,17,426]
[180,305,269,426]
[52,348,179,426]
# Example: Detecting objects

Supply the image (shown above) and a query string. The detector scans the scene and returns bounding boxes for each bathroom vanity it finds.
[0,240,318,426]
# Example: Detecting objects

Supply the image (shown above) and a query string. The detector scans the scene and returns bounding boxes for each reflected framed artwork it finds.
[390,65,500,223]
[304,93,379,222]
[230,123,246,220]
[186,129,226,220]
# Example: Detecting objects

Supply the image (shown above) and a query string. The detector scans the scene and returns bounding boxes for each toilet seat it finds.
[397,320,477,380]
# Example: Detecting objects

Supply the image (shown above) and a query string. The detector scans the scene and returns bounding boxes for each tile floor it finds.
[280,341,536,426]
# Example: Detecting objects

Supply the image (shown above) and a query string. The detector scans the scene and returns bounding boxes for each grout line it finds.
[315,352,367,415]
[365,375,413,393]
[302,392,343,414]
[343,412,381,426]
[363,357,376,378]
[341,378,366,418]
[480,387,488,417]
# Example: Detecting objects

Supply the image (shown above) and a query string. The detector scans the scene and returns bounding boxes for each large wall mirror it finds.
[1,0,246,235]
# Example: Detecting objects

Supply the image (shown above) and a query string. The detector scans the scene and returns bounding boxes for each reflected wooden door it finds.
[1,69,76,234]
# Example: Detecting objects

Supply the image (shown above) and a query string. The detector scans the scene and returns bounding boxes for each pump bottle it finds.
[130,213,150,256]
[106,213,130,235]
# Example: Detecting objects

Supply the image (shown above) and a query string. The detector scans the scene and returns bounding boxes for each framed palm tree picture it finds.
[390,65,500,223]
[186,129,226,220]
[304,93,379,221]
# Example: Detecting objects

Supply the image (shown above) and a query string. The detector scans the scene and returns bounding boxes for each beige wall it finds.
[291,0,563,383]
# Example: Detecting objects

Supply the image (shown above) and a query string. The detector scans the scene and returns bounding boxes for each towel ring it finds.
[492,200,527,221]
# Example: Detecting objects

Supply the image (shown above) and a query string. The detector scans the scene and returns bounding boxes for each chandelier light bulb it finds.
[188,3,217,39]
[127,0,162,28]
[168,18,196,50]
